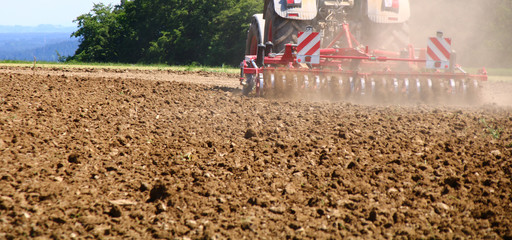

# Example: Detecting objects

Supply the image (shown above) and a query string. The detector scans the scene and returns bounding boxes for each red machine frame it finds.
[240,23,488,96]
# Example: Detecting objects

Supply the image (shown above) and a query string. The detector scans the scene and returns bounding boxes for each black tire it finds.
[363,21,410,51]
[245,16,262,55]
[243,18,262,96]
[264,1,311,53]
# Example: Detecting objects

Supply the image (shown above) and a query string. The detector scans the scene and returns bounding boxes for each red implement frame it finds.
[240,23,488,91]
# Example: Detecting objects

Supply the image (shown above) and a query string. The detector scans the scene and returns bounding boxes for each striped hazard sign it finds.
[297,28,320,64]
[426,36,452,69]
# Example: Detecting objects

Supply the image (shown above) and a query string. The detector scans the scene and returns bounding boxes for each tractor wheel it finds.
[264,1,311,53]
[245,15,263,55]
[363,21,410,51]
[243,17,263,96]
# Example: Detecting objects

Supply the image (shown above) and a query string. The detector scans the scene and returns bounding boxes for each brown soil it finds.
[0,66,511,239]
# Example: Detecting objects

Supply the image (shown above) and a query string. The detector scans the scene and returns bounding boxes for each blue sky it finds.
[0,0,120,27]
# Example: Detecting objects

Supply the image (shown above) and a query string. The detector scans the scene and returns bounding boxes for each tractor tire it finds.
[363,21,410,51]
[264,1,311,53]
[243,17,263,96]
[245,15,263,55]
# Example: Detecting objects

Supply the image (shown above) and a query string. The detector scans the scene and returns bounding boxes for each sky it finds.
[0,0,120,27]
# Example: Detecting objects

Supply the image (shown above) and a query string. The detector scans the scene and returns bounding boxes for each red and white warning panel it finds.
[297,28,320,64]
[286,0,302,8]
[426,36,452,69]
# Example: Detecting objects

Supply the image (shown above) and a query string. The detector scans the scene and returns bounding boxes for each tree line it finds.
[70,0,262,66]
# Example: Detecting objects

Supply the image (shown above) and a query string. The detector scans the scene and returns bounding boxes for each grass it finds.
[479,118,502,140]
[0,60,509,80]
[0,60,239,74]
[484,68,512,76]
[462,67,512,82]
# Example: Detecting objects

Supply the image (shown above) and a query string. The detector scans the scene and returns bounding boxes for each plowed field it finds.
[1,66,511,239]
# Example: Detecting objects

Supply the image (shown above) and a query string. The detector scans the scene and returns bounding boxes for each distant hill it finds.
[0,25,77,33]
[0,25,79,62]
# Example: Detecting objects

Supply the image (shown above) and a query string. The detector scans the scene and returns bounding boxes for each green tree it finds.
[71,0,263,66]
[71,3,123,62]
[206,0,262,65]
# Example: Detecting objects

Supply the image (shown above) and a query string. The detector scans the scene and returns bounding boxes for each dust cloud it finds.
[409,0,504,68]
[409,0,512,106]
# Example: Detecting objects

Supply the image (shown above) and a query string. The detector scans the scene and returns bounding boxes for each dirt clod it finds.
[140,182,149,192]
[368,209,378,222]
[244,128,257,139]
[108,205,122,218]
[67,153,80,164]
[148,183,169,202]
[444,176,461,189]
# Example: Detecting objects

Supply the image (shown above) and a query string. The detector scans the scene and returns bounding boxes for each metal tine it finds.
[271,72,275,89]
[325,75,332,100]
[393,78,399,94]
[310,74,319,97]
[397,77,406,102]
[360,77,366,96]
[373,77,385,102]
[285,72,293,96]
[449,79,456,95]
[273,72,284,97]
[442,78,451,101]
[345,76,353,99]
[270,72,275,95]
[286,72,296,97]
[424,77,433,102]
[264,71,272,97]
[341,76,349,100]
[281,73,287,95]
[303,74,310,90]
[323,75,330,93]
[282,73,287,91]
[463,78,471,103]
[262,71,271,97]
[276,72,282,91]
[324,75,333,99]
[306,73,315,97]
[257,72,264,96]
[462,79,467,95]
[332,75,343,101]
[454,79,462,101]
[339,76,349,100]
[296,73,304,95]
[432,78,442,102]
[292,73,301,97]
[414,78,422,102]
[349,77,355,95]
[315,75,321,93]
[352,76,362,100]
[406,78,410,95]
[420,78,432,103]
[390,77,397,101]
[318,75,326,99]
[402,78,410,100]
[329,75,342,101]
[382,77,394,102]
[370,77,376,97]
[370,76,383,102]
[416,78,421,94]
[471,78,481,103]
